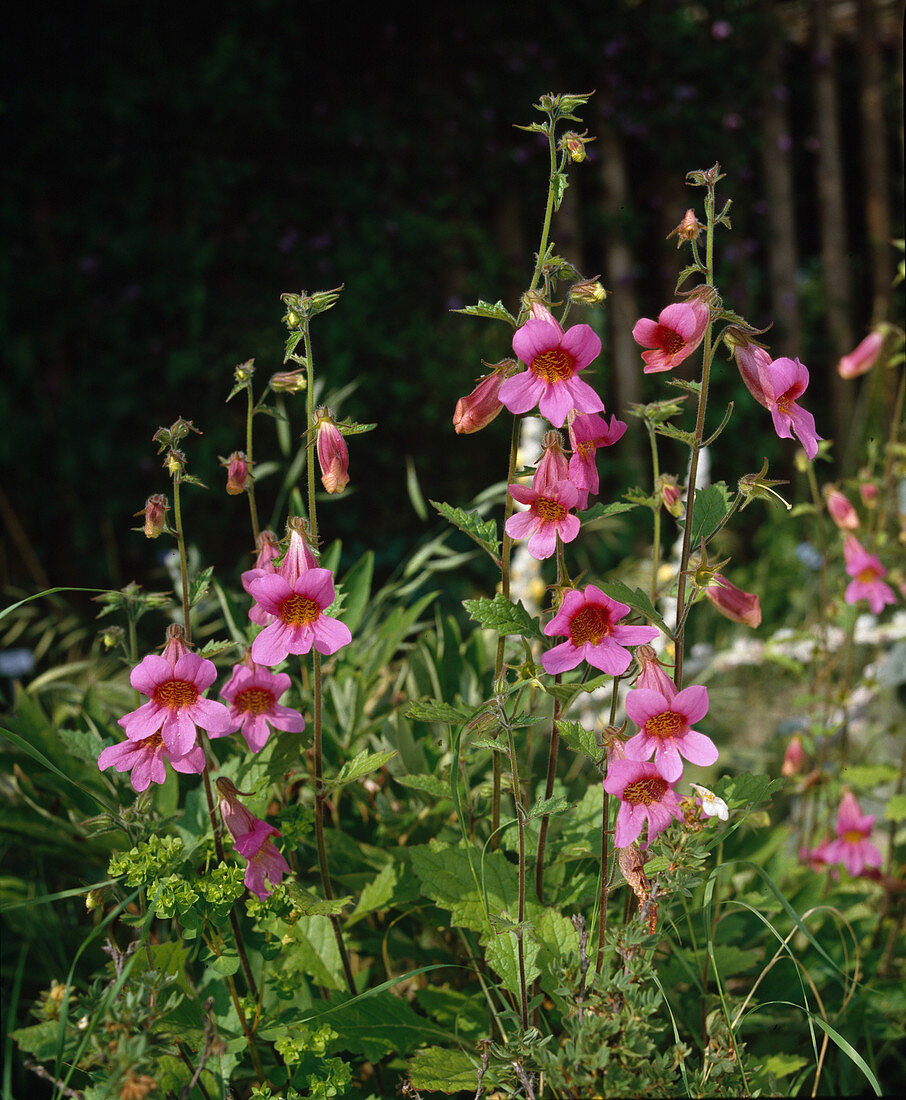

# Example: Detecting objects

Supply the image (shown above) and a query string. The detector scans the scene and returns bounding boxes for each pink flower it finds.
[453,360,514,434]
[859,481,878,508]
[633,644,677,699]
[567,412,627,505]
[98,730,206,792]
[247,568,351,666]
[315,410,349,494]
[821,791,882,877]
[838,331,884,379]
[220,661,306,753]
[242,529,282,627]
[631,298,710,374]
[800,839,834,873]
[735,347,822,460]
[603,759,684,848]
[532,431,570,495]
[781,734,806,777]
[505,479,581,560]
[843,534,896,614]
[119,649,233,757]
[542,585,658,676]
[702,574,762,628]
[136,494,169,538]
[222,451,250,495]
[824,487,859,530]
[217,779,291,899]
[500,306,604,427]
[624,685,718,782]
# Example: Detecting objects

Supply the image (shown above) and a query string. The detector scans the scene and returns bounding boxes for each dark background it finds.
[3,0,903,604]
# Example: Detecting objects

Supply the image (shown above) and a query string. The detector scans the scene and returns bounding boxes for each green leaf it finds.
[394,773,451,799]
[322,989,442,1062]
[10,1020,61,1060]
[188,565,214,608]
[451,299,517,326]
[408,1047,479,1094]
[324,749,396,791]
[347,862,399,926]
[337,551,373,634]
[654,422,696,447]
[463,593,543,640]
[210,951,241,976]
[884,793,906,822]
[282,881,351,917]
[406,699,474,725]
[480,921,541,995]
[526,794,569,820]
[283,330,306,363]
[688,482,732,545]
[597,580,669,635]
[556,719,600,762]
[552,171,569,211]
[430,500,500,561]
[580,500,640,521]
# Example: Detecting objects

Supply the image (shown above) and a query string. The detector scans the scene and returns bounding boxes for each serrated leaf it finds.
[580,500,640,521]
[480,921,541,995]
[543,673,611,703]
[597,580,669,635]
[188,566,214,607]
[283,331,306,363]
[676,264,706,292]
[408,1047,479,1093]
[556,719,600,761]
[325,749,396,790]
[552,171,569,211]
[406,699,474,725]
[665,377,702,395]
[716,773,784,810]
[463,593,543,639]
[283,881,351,917]
[394,773,450,799]
[526,794,569,820]
[430,500,500,560]
[10,1020,62,1060]
[655,422,697,447]
[689,482,732,545]
[451,299,516,325]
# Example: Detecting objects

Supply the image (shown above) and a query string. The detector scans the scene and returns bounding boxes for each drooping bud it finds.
[161,624,191,667]
[136,494,169,538]
[560,130,591,162]
[781,734,806,777]
[532,430,569,495]
[453,359,515,434]
[655,474,684,517]
[314,408,349,494]
[702,573,762,628]
[859,479,879,508]
[569,279,607,306]
[221,451,251,496]
[667,208,705,248]
[632,645,677,699]
[837,330,884,379]
[823,486,859,530]
[281,517,319,581]
[269,368,307,393]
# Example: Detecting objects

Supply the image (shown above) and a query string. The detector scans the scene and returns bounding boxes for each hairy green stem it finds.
[245,384,261,546]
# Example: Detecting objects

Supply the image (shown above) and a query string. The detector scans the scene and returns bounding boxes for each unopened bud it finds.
[453,360,515,434]
[667,208,705,248]
[823,486,859,530]
[860,481,878,508]
[221,451,251,496]
[837,330,884,379]
[702,574,762,628]
[781,734,806,777]
[656,474,684,517]
[233,358,255,384]
[314,408,350,494]
[136,494,169,538]
[164,449,185,477]
[270,368,307,393]
[569,279,607,305]
[560,130,589,162]
[86,888,105,912]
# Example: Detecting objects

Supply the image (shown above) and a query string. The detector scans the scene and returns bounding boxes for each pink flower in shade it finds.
[247,569,351,666]
[217,779,291,900]
[315,410,349,494]
[624,685,718,782]
[702,574,762,628]
[505,479,581,560]
[220,661,306,753]
[98,730,206,793]
[603,759,684,848]
[500,306,604,427]
[541,586,658,675]
[631,298,710,374]
[735,346,822,460]
[453,360,514,434]
[119,650,233,757]
[824,486,859,530]
[838,330,884,379]
[567,412,627,506]
[843,534,897,614]
[632,644,677,699]
[821,791,882,877]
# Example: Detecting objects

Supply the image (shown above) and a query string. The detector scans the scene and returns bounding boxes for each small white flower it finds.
[690,783,729,821]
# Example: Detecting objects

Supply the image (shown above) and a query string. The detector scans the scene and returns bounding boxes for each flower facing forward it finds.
[505,478,581,560]
[843,534,896,614]
[631,298,710,373]
[220,660,306,753]
[500,304,604,427]
[119,649,233,757]
[247,568,351,666]
[822,791,882,877]
[542,585,658,675]
[734,346,822,460]
[98,730,206,793]
[624,685,718,782]
[217,779,291,900]
[603,759,684,848]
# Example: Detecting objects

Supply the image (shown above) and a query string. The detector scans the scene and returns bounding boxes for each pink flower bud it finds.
[632,644,677,699]
[136,494,169,538]
[315,410,349,494]
[837,331,884,379]
[222,451,250,496]
[860,481,878,508]
[823,486,858,530]
[656,475,684,517]
[453,360,514,434]
[703,574,762,628]
[532,431,569,495]
[781,734,806,776]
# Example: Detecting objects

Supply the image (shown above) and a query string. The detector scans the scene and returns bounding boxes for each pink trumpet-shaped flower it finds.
[735,346,822,460]
[119,650,233,757]
[453,360,514,434]
[532,432,570,496]
[702,574,762,628]
[501,306,604,427]
[838,331,884,379]
[315,410,349,494]
[624,684,718,782]
[821,791,882,877]
[632,644,677,699]
[247,568,351,666]
[505,478,581,560]
[98,730,206,793]
[602,759,684,848]
[631,298,710,374]
[542,585,658,676]
[824,487,859,530]
[567,412,627,506]
[242,529,282,627]
[843,534,896,614]
[217,779,290,900]
[220,661,306,753]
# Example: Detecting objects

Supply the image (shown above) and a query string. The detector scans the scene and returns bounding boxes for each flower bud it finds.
[859,480,878,508]
[314,409,349,494]
[136,494,169,538]
[837,330,884,379]
[702,573,762,627]
[270,368,307,393]
[560,130,589,162]
[823,485,858,530]
[632,645,677,698]
[453,360,515,434]
[569,279,607,305]
[222,451,251,496]
[233,358,255,384]
[781,734,806,777]
[667,208,705,248]
[656,474,684,517]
